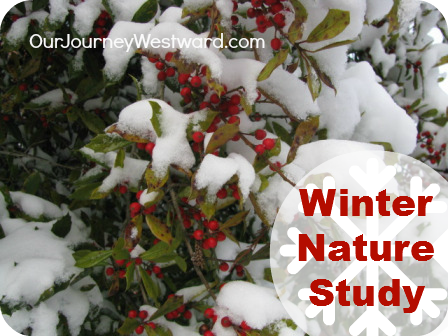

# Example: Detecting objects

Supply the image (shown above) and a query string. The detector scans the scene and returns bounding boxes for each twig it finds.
[167,179,217,301]
[0,150,76,170]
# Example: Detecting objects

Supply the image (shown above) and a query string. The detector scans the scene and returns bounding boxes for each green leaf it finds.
[150,101,163,137]
[287,116,319,164]
[51,213,72,238]
[86,134,131,153]
[150,296,184,321]
[126,261,135,290]
[252,244,270,260]
[305,60,322,100]
[76,77,105,101]
[74,250,113,268]
[288,0,308,43]
[114,149,126,168]
[77,109,106,134]
[140,242,171,261]
[221,211,249,230]
[139,266,160,303]
[174,256,187,272]
[307,55,336,91]
[19,58,41,80]
[421,109,438,118]
[257,48,289,82]
[145,214,173,244]
[71,182,102,200]
[145,166,169,192]
[129,75,143,101]
[23,172,41,194]
[306,9,350,43]
[435,55,448,67]
[205,123,239,154]
[432,117,448,127]
[272,122,292,144]
[132,0,158,23]
[36,278,72,305]
[117,318,141,335]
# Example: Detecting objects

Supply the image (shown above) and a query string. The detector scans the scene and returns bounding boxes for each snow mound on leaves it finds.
[195,153,255,200]
[214,281,289,332]
[72,0,103,37]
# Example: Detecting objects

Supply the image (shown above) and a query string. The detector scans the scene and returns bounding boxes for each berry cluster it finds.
[216,184,241,200]
[137,141,156,155]
[406,60,422,74]
[129,191,157,218]
[200,308,253,336]
[418,131,446,165]
[94,11,112,40]
[219,262,245,277]
[246,0,287,49]
[127,309,155,335]
[164,294,193,320]
[253,129,276,155]
[106,255,164,279]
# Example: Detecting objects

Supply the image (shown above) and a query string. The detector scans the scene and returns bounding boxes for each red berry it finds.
[219,263,229,272]
[118,270,126,278]
[115,259,126,266]
[19,83,28,91]
[138,310,148,319]
[183,310,192,319]
[128,310,138,318]
[414,67,419,73]
[205,237,217,249]
[193,230,204,240]
[146,322,156,329]
[240,321,251,330]
[106,267,115,276]
[416,60,422,67]
[119,185,128,194]
[254,129,267,140]
[204,331,214,336]
[204,308,215,319]
[33,84,40,91]
[95,27,104,35]
[263,138,276,150]
[155,61,165,70]
[255,144,265,155]
[251,0,263,8]
[148,56,158,63]
[228,105,240,115]
[181,87,192,97]
[145,142,155,155]
[157,71,167,81]
[130,202,142,213]
[273,13,286,27]
[137,143,146,150]
[229,94,240,105]
[178,73,190,84]
[233,190,241,200]
[210,93,220,105]
[152,265,161,274]
[247,8,256,18]
[135,325,145,334]
[221,316,232,327]
[183,219,192,229]
[11,14,20,22]
[166,67,176,77]
[135,257,143,266]
[165,52,174,62]
[271,38,282,51]
[217,188,227,199]
[191,76,202,88]
[192,132,205,143]
[228,116,240,124]
[208,220,219,231]
[217,231,226,241]
[271,3,284,14]
[231,15,239,25]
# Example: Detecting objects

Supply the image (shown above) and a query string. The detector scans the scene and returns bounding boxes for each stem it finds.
[167,179,218,301]
[0,150,76,170]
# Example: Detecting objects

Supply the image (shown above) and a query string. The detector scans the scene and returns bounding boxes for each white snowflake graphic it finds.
[272,153,448,336]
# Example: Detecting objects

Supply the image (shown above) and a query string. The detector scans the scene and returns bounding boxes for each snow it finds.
[141,56,159,95]
[369,38,397,77]
[72,0,102,37]
[48,0,70,24]
[107,0,149,22]
[10,192,63,219]
[139,189,159,206]
[214,281,288,331]
[6,11,49,45]
[183,0,213,11]
[103,21,154,80]
[30,89,77,109]
[80,148,149,193]
[365,0,393,22]
[159,7,186,24]
[195,153,256,200]
[176,284,208,302]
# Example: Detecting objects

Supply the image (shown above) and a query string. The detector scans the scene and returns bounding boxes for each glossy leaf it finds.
[306,9,350,43]
[257,48,289,82]
[205,123,239,154]
[145,214,173,244]
[74,250,113,268]
[149,295,184,321]
[132,0,158,23]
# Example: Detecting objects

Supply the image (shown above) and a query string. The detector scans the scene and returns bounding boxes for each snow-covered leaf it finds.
[145,166,169,192]
[150,101,163,137]
[149,295,184,321]
[306,9,351,43]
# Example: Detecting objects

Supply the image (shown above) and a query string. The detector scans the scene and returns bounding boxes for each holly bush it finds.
[1,0,448,335]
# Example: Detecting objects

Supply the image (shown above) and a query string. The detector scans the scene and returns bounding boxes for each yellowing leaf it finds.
[150,101,163,137]
[145,166,169,192]
[257,48,289,82]
[106,124,150,143]
[306,9,350,43]
[145,214,173,244]
[288,0,308,43]
[287,116,319,164]
[206,123,239,154]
